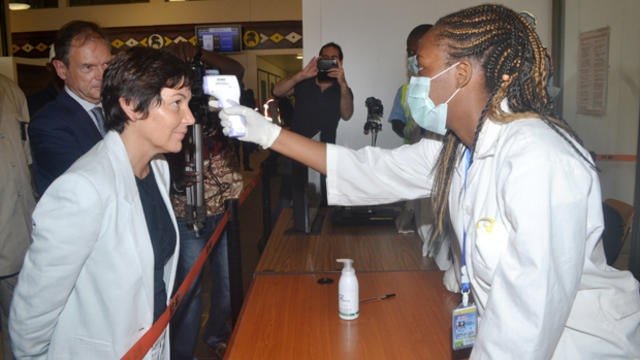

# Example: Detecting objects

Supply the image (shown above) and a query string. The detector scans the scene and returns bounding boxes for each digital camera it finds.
[317,58,338,71]
[317,58,338,82]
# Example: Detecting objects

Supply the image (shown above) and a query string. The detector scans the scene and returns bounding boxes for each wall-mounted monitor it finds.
[195,24,242,53]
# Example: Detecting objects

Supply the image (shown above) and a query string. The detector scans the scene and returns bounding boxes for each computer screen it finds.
[195,24,242,53]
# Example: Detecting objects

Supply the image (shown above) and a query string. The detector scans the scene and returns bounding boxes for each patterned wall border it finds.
[11,20,302,58]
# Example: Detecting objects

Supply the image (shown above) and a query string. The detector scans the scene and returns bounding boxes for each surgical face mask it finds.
[406,62,460,135]
[407,55,419,76]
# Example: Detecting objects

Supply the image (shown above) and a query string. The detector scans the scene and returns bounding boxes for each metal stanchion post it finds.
[225,198,243,326]
[259,156,273,253]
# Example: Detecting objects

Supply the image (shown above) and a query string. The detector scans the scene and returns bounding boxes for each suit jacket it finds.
[10,131,179,359]
[28,89,102,195]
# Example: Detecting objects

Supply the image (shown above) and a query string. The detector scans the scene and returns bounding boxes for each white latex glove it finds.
[219,105,282,149]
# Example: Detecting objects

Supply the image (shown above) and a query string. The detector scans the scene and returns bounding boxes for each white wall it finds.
[303,0,551,150]
[562,0,639,204]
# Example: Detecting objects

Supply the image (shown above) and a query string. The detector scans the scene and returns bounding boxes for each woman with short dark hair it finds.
[10,46,195,359]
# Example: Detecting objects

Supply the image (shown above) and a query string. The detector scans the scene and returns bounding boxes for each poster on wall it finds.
[257,70,282,108]
[268,74,281,99]
[577,27,610,116]
[257,70,269,107]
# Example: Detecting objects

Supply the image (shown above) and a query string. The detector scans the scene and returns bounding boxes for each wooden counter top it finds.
[256,208,435,273]
[225,271,464,360]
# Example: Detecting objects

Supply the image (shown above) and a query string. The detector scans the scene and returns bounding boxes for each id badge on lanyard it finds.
[452,148,477,350]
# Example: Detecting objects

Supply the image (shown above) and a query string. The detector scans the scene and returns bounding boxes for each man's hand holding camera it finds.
[297,57,319,81]
[292,56,345,84]
[316,57,348,88]
[295,56,345,85]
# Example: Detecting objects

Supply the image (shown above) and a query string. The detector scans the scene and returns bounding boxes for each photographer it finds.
[11,46,192,359]
[273,42,353,205]
[272,42,353,144]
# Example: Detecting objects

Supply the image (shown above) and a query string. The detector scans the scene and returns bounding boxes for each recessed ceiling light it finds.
[9,2,31,10]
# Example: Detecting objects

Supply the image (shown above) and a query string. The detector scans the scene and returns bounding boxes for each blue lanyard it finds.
[461,148,472,305]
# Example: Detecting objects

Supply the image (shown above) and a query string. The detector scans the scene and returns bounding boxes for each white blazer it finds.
[10,131,179,359]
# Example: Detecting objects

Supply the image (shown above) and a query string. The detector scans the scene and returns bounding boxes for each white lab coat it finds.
[10,131,179,359]
[326,114,640,358]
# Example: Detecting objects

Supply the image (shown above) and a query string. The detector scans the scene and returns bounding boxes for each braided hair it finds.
[429,4,593,239]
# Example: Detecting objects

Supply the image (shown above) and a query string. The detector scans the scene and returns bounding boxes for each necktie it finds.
[91,106,105,136]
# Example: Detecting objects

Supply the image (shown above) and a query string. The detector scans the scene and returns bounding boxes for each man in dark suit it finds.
[29,20,112,196]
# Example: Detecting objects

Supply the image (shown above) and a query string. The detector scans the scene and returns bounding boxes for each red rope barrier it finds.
[122,166,265,359]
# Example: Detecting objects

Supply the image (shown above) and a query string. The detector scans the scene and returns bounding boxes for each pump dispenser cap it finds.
[337,258,355,273]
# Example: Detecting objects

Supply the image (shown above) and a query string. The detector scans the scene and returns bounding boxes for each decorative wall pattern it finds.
[11,20,302,58]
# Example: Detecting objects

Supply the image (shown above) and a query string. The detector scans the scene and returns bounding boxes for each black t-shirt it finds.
[136,167,176,321]
[292,78,348,144]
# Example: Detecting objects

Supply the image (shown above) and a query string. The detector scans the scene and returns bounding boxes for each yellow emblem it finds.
[476,218,495,233]
[243,30,260,48]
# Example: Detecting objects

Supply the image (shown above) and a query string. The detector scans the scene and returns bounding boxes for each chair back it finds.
[602,198,634,266]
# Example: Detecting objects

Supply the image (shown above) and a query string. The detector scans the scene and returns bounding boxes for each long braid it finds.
[431,132,461,238]
[429,4,595,240]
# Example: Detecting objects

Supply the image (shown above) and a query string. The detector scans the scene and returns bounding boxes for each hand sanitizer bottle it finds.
[336,258,359,320]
